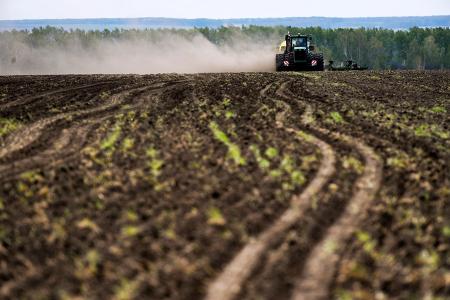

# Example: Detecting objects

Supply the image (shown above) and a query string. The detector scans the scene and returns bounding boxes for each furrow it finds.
[205,81,336,300]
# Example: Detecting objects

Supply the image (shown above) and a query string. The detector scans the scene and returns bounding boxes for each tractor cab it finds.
[291,36,308,50]
[286,34,313,63]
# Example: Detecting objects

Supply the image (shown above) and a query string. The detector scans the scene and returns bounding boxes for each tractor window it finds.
[292,37,307,48]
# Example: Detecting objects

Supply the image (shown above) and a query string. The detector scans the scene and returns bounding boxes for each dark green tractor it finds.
[275,33,324,72]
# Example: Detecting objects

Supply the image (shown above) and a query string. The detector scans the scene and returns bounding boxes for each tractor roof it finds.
[287,34,311,39]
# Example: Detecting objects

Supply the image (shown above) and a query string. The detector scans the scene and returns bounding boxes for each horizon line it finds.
[1,14,449,22]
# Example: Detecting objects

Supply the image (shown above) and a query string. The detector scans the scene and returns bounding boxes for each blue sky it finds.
[1,0,449,20]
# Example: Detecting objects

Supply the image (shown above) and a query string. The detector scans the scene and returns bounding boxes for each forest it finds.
[0,25,449,70]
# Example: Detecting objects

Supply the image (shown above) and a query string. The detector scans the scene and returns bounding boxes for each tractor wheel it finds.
[308,53,325,71]
[275,54,284,72]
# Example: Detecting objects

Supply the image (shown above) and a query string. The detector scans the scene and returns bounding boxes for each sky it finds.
[1,0,450,20]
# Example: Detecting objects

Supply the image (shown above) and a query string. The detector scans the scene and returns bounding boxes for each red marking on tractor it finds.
[311,60,318,67]
[284,61,289,67]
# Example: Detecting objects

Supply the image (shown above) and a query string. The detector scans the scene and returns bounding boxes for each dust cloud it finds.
[0,32,276,74]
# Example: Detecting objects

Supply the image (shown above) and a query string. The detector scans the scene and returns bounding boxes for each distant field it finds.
[0,71,449,299]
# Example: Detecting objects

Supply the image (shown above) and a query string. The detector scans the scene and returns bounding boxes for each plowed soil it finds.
[0,71,449,300]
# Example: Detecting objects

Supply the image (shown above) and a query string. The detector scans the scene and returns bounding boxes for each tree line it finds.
[1,25,449,70]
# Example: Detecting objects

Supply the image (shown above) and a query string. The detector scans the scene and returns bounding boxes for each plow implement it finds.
[327,60,368,71]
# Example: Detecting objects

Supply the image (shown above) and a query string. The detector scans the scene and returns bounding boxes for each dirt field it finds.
[0,71,449,300]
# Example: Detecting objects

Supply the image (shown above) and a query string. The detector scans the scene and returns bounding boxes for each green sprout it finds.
[101,123,122,152]
[209,121,246,166]
[121,225,140,237]
[146,147,164,178]
[207,207,226,226]
[0,117,21,137]
[265,147,278,159]
[250,145,270,170]
[114,279,140,300]
[329,111,344,124]
[121,137,135,153]
[429,106,446,114]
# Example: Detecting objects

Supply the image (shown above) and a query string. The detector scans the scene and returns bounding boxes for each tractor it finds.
[275,33,324,72]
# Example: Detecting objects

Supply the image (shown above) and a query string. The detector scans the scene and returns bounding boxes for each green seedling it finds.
[140,111,149,119]
[145,146,169,191]
[269,169,283,178]
[356,231,376,253]
[17,181,32,197]
[342,156,364,174]
[222,98,231,107]
[280,155,306,187]
[442,226,450,237]
[75,249,101,279]
[430,125,449,139]
[301,154,317,169]
[334,289,353,300]
[20,170,43,183]
[121,225,140,237]
[207,207,226,226]
[280,155,294,173]
[209,121,246,166]
[164,228,177,239]
[121,137,135,153]
[225,111,235,119]
[328,111,344,124]
[414,124,431,137]
[146,147,164,178]
[386,152,411,170]
[114,278,140,300]
[296,130,313,142]
[361,110,377,119]
[346,109,355,118]
[125,210,138,222]
[249,145,270,170]
[99,91,110,99]
[291,170,306,186]
[0,117,21,137]
[77,218,100,233]
[417,249,440,271]
[101,123,122,152]
[381,113,398,128]
[265,147,278,159]
[49,108,61,114]
[49,220,67,242]
[214,107,222,117]
[127,111,136,120]
[429,106,446,114]
[414,124,449,139]
[258,104,272,117]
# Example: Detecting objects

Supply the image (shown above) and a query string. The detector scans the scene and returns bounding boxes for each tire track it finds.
[0,116,102,181]
[277,81,383,300]
[0,79,180,181]
[0,81,118,111]
[205,80,336,300]
[0,83,163,163]
[291,112,383,300]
